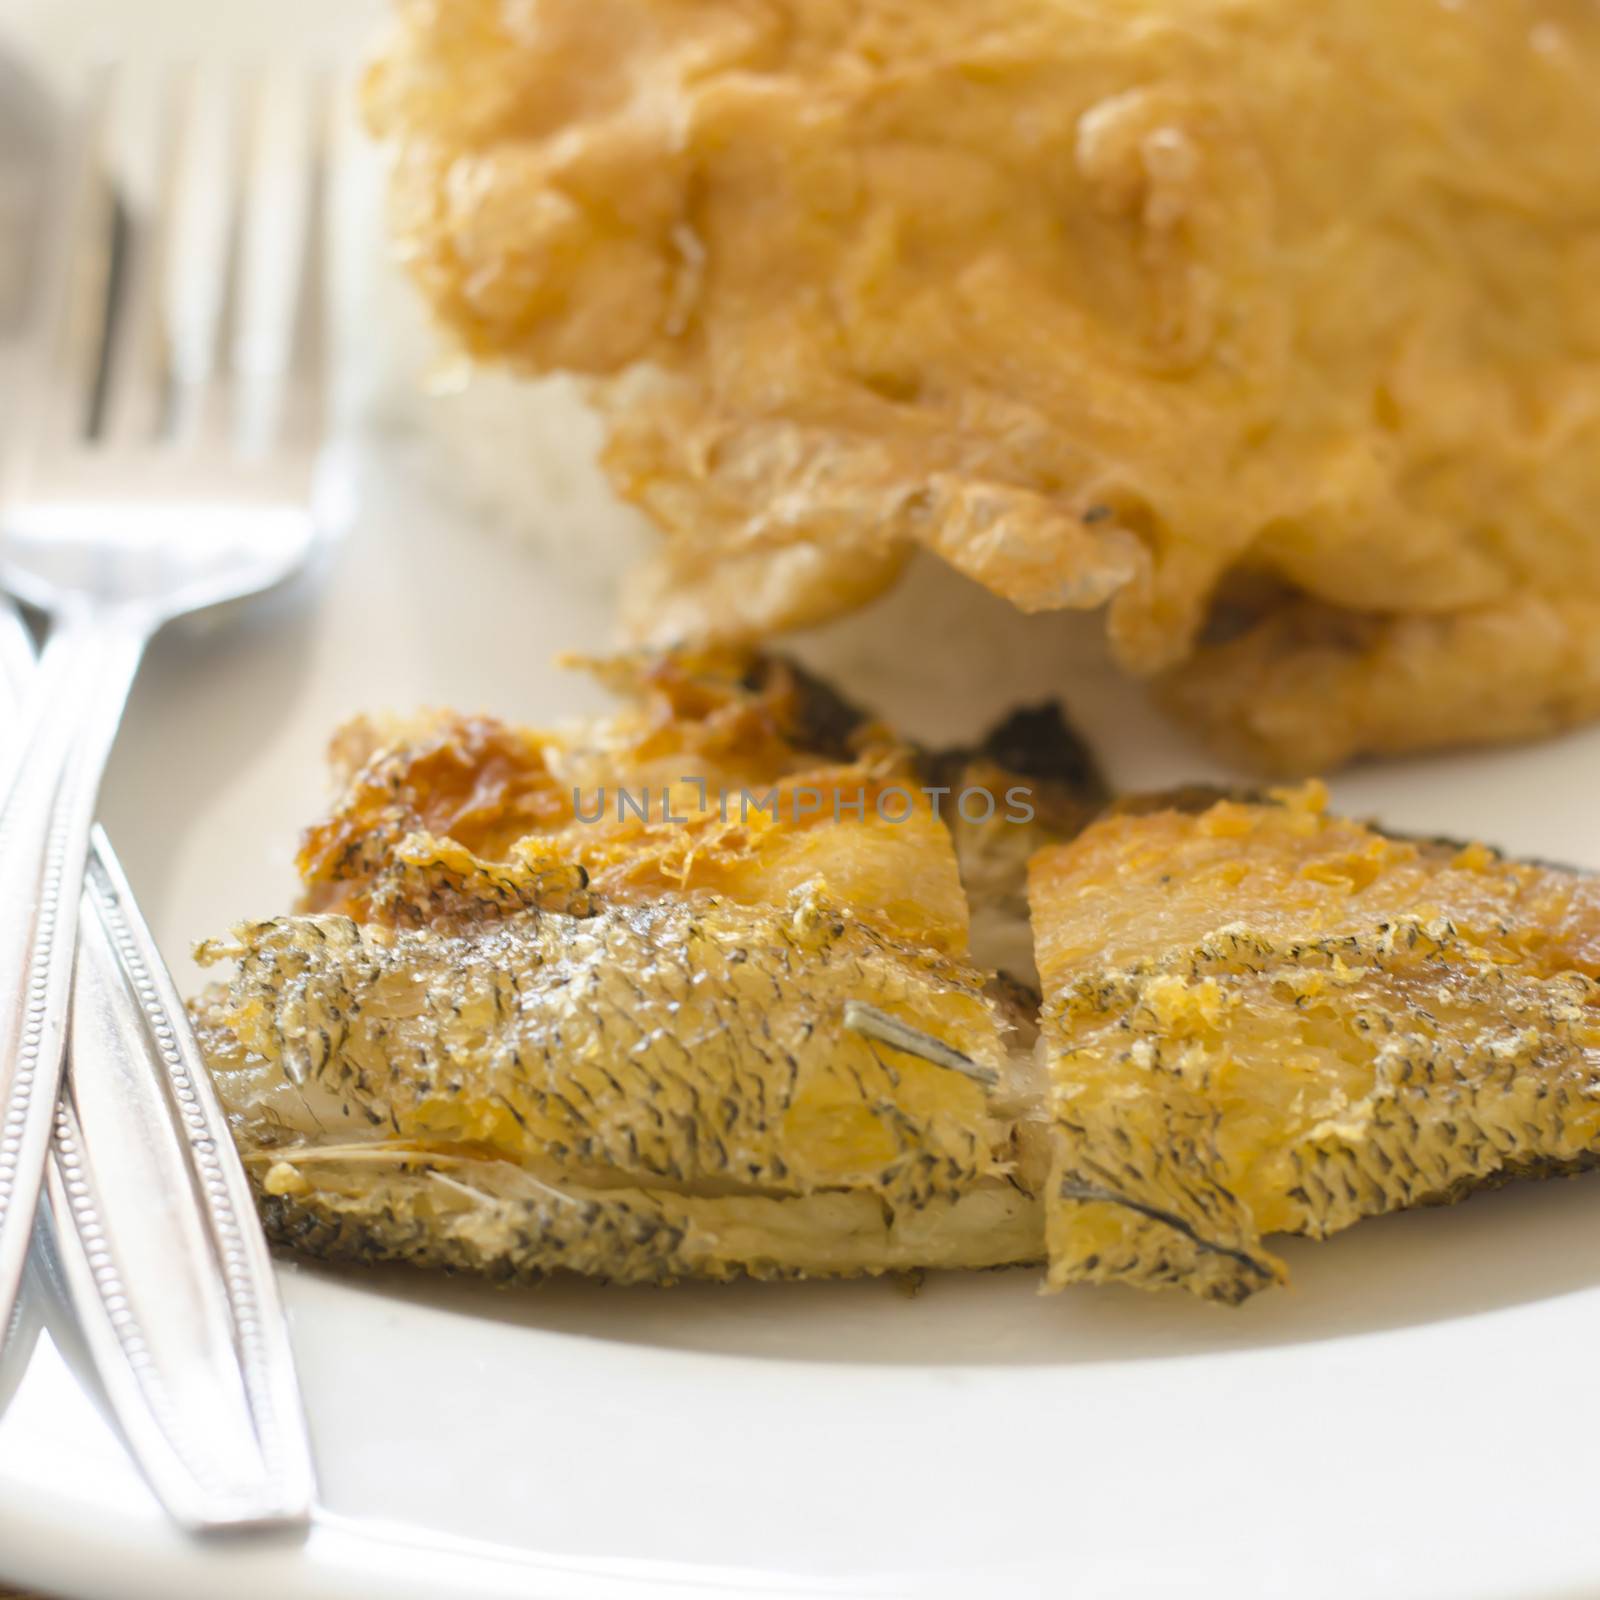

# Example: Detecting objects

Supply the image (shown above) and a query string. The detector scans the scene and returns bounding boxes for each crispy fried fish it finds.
[1030,784,1600,1302]
[301,648,1106,976]
[193,890,1043,1283]
[300,647,976,952]
[366,0,1600,770]
[194,660,1600,1299]
[192,651,1095,1283]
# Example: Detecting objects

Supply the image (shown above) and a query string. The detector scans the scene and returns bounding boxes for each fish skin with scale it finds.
[190,651,1600,1301]
[1029,784,1600,1303]
[192,887,1045,1284]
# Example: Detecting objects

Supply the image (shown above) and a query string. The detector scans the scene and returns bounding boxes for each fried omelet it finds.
[365,0,1600,772]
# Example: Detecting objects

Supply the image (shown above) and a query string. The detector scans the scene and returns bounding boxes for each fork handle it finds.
[0,606,148,1343]
[46,832,314,1527]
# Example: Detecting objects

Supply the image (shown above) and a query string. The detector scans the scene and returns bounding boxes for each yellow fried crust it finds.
[299,646,974,954]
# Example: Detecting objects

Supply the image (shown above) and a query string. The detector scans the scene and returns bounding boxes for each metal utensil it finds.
[0,596,314,1528]
[0,64,327,1427]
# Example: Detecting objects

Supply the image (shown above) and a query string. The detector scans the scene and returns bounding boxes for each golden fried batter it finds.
[366,0,1600,771]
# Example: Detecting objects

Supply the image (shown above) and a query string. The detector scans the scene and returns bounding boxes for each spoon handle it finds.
[0,606,146,1346]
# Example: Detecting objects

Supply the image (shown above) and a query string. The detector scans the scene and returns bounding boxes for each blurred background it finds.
[1,0,380,73]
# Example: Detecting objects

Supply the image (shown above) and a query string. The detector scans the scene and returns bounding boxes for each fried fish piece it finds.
[300,647,1106,965]
[1029,784,1600,1303]
[217,651,1600,1302]
[300,646,974,952]
[365,0,1600,771]
[193,889,1044,1283]
[196,689,1600,1296]
[192,650,1100,1284]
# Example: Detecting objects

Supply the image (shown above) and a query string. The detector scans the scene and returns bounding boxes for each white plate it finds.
[5,48,1600,1600]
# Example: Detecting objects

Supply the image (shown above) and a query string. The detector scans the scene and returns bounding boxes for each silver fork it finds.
[0,64,326,1467]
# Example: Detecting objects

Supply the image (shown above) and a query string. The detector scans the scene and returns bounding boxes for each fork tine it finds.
[5,60,333,490]
[163,65,246,450]
[4,68,116,490]
[232,66,326,457]
[98,66,184,449]
[273,68,333,457]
